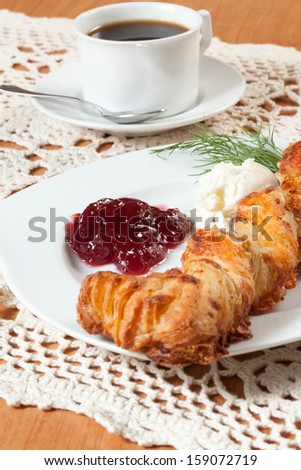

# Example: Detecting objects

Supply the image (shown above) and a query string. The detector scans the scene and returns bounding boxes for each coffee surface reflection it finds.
[88,20,188,41]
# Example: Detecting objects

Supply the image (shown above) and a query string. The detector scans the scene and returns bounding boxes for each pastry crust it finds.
[234,189,298,312]
[278,140,301,253]
[78,229,254,365]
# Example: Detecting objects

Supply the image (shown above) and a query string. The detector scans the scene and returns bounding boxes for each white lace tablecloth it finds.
[1,9,301,450]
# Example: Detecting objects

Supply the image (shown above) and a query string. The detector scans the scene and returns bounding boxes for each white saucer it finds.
[32,56,245,136]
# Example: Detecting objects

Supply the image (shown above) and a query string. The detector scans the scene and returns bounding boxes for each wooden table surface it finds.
[1,0,301,450]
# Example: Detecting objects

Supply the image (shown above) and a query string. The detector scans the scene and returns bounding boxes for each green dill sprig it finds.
[152,125,282,175]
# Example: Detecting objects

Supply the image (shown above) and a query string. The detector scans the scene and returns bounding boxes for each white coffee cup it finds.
[74,2,212,118]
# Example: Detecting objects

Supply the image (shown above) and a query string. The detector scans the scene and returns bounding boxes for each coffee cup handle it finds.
[198,10,212,54]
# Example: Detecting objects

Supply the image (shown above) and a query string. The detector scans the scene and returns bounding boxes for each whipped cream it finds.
[195,159,279,229]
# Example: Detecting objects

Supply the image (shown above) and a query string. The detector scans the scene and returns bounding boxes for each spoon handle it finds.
[0,84,166,124]
[0,84,82,104]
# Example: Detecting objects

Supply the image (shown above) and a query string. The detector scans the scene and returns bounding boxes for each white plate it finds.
[32,56,245,136]
[1,142,301,362]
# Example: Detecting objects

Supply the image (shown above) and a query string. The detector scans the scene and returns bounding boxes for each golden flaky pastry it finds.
[235,189,298,312]
[78,229,254,365]
[77,140,301,366]
[278,140,301,253]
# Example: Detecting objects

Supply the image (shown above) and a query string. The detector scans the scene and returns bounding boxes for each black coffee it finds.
[88,20,188,41]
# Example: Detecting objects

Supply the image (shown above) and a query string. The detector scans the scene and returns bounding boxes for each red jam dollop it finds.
[65,197,192,275]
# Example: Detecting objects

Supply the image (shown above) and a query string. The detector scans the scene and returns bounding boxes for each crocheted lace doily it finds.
[1,10,301,450]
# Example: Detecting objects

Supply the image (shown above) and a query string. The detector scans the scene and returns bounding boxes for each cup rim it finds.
[73,2,202,46]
